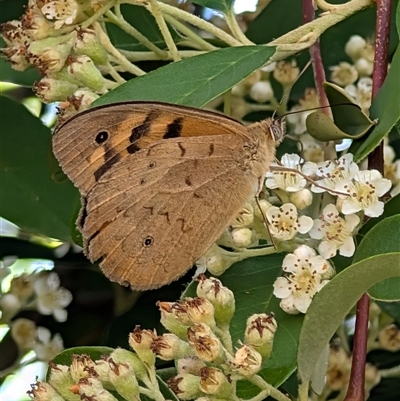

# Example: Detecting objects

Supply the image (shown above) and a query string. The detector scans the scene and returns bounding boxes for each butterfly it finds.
[52,101,285,290]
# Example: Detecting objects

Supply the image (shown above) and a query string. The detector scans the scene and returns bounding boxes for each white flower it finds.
[312,154,359,193]
[266,203,313,241]
[309,204,360,258]
[41,0,81,29]
[33,272,72,322]
[266,154,312,192]
[273,245,334,314]
[34,326,64,361]
[11,318,37,352]
[336,170,392,217]
[330,62,358,87]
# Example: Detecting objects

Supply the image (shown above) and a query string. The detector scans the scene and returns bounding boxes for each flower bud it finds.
[76,377,115,400]
[355,57,373,76]
[67,89,99,111]
[199,367,232,396]
[230,227,256,248]
[185,297,216,328]
[128,326,156,366]
[74,28,108,65]
[196,276,235,328]
[289,188,313,210]
[187,323,224,363]
[67,55,104,91]
[378,324,400,351]
[108,358,140,400]
[244,313,277,360]
[330,62,358,87]
[249,80,274,103]
[196,244,240,276]
[93,358,113,389]
[11,318,36,352]
[34,78,79,103]
[167,373,202,400]
[229,344,262,377]
[110,348,147,381]
[70,354,96,382]
[10,273,34,300]
[47,363,76,400]
[345,35,366,61]
[0,293,21,322]
[176,356,206,375]
[273,60,300,86]
[158,301,192,338]
[151,333,191,360]
[28,34,75,73]
[27,381,64,401]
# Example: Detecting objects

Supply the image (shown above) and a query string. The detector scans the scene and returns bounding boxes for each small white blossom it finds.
[273,245,334,314]
[266,203,313,241]
[309,204,360,258]
[336,170,391,217]
[34,326,64,361]
[41,0,81,29]
[266,154,314,192]
[330,62,358,87]
[11,318,37,352]
[33,272,72,322]
[249,80,274,103]
[345,35,367,61]
[312,154,359,194]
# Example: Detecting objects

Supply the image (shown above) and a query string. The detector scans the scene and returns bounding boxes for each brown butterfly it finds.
[52,102,285,290]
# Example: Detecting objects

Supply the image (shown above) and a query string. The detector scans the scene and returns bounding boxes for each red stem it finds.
[345,1,392,400]
[368,0,392,172]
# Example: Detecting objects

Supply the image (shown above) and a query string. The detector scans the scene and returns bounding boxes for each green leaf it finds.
[0,96,79,240]
[93,46,276,108]
[306,82,375,141]
[185,252,303,396]
[191,0,234,12]
[353,215,400,301]
[397,0,400,36]
[298,252,400,385]
[351,43,400,162]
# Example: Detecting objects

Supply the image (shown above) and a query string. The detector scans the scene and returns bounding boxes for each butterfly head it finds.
[269,118,286,144]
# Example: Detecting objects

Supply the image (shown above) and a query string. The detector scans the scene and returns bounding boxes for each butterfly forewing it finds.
[53,102,247,195]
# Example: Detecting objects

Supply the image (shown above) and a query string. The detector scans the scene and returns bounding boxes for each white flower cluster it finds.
[267,152,391,314]
[0,269,71,372]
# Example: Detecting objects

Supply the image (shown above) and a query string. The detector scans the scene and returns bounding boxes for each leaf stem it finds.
[248,374,292,401]
[147,0,181,61]
[107,7,168,58]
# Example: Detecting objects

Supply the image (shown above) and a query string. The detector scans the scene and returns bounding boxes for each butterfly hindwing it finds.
[81,135,256,290]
